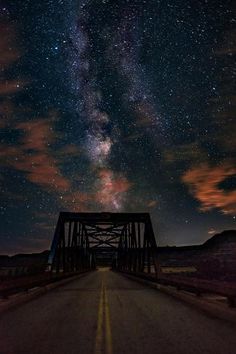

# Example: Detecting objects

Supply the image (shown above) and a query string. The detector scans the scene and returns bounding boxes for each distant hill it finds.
[159,229,236,251]
[204,230,236,247]
[0,250,49,267]
[157,229,236,280]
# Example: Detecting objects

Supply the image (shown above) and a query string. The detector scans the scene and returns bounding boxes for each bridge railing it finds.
[0,269,92,299]
[116,269,236,307]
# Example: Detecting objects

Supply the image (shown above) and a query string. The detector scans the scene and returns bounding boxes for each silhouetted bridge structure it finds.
[48,212,159,274]
[1,213,236,354]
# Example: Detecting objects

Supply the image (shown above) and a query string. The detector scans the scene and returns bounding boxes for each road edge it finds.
[117,271,236,326]
[0,271,92,315]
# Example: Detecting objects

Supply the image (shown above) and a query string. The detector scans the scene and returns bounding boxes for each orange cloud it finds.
[95,169,131,210]
[17,119,70,191]
[1,118,70,192]
[13,153,70,191]
[182,163,236,215]
[17,120,55,151]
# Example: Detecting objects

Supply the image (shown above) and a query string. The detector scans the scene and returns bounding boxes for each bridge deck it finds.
[1,269,236,354]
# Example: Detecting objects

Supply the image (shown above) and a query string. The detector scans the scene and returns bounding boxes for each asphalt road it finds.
[0,269,236,354]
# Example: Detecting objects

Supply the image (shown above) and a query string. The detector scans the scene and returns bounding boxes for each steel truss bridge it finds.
[48,212,160,276]
[1,212,236,354]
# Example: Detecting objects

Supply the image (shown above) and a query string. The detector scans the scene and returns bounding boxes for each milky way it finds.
[0,0,235,254]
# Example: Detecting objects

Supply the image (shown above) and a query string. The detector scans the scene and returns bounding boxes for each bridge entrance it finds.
[48,212,159,276]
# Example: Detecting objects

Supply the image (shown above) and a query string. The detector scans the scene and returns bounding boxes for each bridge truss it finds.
[48,212,160,277]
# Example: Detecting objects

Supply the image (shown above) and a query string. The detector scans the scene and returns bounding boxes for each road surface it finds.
[0,269,236,354]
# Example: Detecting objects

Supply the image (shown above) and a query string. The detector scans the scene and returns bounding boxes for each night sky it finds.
[1,0,235,254]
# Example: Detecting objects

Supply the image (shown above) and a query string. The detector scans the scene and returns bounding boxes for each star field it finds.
[0,0,235,254]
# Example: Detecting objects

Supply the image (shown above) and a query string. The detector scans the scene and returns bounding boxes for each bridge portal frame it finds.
[48,212,160,277]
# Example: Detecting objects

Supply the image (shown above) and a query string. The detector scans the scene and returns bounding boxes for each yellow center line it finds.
[94,277,113,354]
[104,287,112,354]
[95,280,104,354]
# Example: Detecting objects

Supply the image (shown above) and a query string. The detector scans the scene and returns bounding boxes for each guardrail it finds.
[0,269,92,299]
[117,270,236,307]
